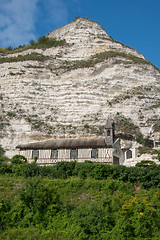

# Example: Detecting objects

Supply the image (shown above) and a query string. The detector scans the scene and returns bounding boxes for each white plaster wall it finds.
[78,148,91,159]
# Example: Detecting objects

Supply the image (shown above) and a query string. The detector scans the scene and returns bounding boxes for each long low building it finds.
[16,119,136,165]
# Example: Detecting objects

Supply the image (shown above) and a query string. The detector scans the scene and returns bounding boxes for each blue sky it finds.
[0,0,160,69]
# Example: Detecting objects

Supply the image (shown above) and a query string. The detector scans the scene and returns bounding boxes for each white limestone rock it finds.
[0,17,160,162]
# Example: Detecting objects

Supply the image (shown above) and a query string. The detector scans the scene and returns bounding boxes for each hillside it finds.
[0,17,159,158]
[1,160,160,239]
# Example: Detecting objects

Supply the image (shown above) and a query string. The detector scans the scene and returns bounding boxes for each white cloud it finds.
[0,0,71,48]
[0,0,38,47]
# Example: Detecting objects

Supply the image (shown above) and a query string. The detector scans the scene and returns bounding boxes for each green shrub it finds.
[0,53,49,64]
[138,146,157,155]
[0,36,66,55]
[153,123,160,132]
[112,191,160,239]
[0,227,56,240]
[1,160,160,189]
[136,160,157,168]
[84,123,89,129]
[158,150,160,161]
[1,175,160,239]
[14,162,40,177]
[0,162,13,174]
[136,133,145,144]
[0,155,10,165]
[0,145,5,156]
[35,36,66,48]
[55,161,76,178]
[114,115,139,138]
[11,155,27,165]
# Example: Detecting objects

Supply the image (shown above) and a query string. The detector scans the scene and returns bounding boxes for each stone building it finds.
[16,119,136,165]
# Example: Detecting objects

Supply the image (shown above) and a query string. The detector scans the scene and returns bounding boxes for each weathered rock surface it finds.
[0,17,160,160]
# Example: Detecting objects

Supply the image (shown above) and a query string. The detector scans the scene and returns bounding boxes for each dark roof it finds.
[16,137,113,150]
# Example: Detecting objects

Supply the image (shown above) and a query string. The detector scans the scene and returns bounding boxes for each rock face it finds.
[0,17,160,161]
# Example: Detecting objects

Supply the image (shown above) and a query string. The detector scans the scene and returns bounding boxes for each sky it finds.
[0,0,160,69]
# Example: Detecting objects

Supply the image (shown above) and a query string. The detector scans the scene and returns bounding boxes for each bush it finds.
[14,162,40,177]
[136,133,145,144]
[0,145,5,156]
[0,53,49,64]
[0,162,12,174]
[1,175,160,239]
[11,155,27,165]
[0,36,66,55]
[0,155,10,164]
[136,160,157,168]
[55,161,77,178]
[1,160,160,188]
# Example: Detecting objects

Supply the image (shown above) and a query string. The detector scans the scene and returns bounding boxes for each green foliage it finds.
[55,161,76,178]
[153,123,160,132]
[113,192,160,239]
[1,175,160,239]
[75,16,81,19]
[29,39,35,45]
[7,111,16,118]
[25,115,53,133]
[0,53,49,64]
[136,133,145,144]
[152,118,160,132]
[1,157,160,237]
[0,227,56,240]
[34,156,38,163]
[138,146,157,155]
[1,160,160,189]
[61,50,149,72]
[0,162,12,174]
[0,145,5,156]
[0,145,10,166]
[136,134,154,148]
[114,115,139,139]
[158,150,160,161]
[12,162,41,177]
[35,36,66,48]
[0,114,10,130]
[0,36,66,55]
[136,160,157,168]
[11,155,27,165]
[18,178,61,227]
[0,155,9,164]
[84,123,89,129]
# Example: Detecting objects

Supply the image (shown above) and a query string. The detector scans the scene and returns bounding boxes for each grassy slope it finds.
[0,174,160,240]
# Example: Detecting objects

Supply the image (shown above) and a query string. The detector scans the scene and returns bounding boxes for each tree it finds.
[29,40,35,46]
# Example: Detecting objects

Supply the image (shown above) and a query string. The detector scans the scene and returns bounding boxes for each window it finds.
[70,149,77,159]
[32,150,39,159]
[107,129,110,136]
[91,148,98,158]
[126,150,132,159]
[155,141,160,147]
[51,149,58,159]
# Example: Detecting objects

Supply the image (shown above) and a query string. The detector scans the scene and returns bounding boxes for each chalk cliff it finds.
[0,17,159,163]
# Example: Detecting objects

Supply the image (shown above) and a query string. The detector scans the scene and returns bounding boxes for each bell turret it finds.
[105,119,114,146]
